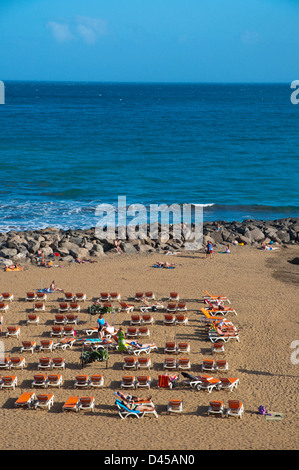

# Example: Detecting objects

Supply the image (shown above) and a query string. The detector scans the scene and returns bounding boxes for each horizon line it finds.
[1,79,293,85]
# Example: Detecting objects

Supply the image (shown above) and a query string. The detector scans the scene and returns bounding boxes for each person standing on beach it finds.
[97,313,105,338]
[117,326,126,351]
[205,241,213,259]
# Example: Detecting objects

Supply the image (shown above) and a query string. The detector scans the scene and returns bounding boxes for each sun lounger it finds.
[130,314,142,325]
[38,357,53,370]
[10,357,26,370]
[176,302,187,312]
[79,396,95,413]
[211,341,225,354]
[202,359,216,373]
[110,292,121,301]
[226,400,244,418]
[163,313,176,325]
[126,327,138,339]
[74,375,90,388]
[62,396,81,412]
[135,292,145,301]
[0,302,9,312]
[64,292,75,302]
[69,302,80,313]
[6,326,20,339]
[163,358,177,370]
[219,377,239,392]
[36,292,47,301]
[123,357,138,370]
[209,330,240,343]
[34,302,45,312]
[53,337,76,350]
[141,313,154,325]
[137,356,151,370]
[115,399,158,419]
[52,357,65,370]
[169,292,179,301]
[175,313,188,325]
[216,360,229,372]
[74,292,86,302]
[204,298,237,315]
[40,340,54,353]
[138,326,150,338]
[177,358,191,370]
[27,313,40,326]
[145,292,155,300]
[54,314,66,325]
[177,342,190,354]
[65,314,79,325]
[47,374,63,388]
[34,393,54,410]
[167,399,183,414]
[125,342,158,356]
[207,400,225,417]
[15,392,36,408]
[196,376,222,393]
[135,375,151,389]
[119,302,134,313]
[63,325,76,337]
[90,374,104,388]
[202,290,231,304]
[31,373,49,388]
[58,303,69,312]
[166,303,177,312]
[2,293,14,302]
[84,327,98,336]
[100,292,110,301]
[200,308,228,324]
[0,375,18,389]
[26,292,37,301]
[51,326,63,337]
[120,375,136,389]
[21,341,36,354]
[0,357,11,370]
[164,342,177,354]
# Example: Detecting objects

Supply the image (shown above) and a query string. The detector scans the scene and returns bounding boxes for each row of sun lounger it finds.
[1,288,244,419]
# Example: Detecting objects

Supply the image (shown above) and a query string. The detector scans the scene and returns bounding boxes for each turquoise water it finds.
[0,81,298,231]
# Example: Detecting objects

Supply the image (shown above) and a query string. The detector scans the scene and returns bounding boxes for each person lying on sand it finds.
[260,242,280,251]
[75,258,97,264]
[155,261,175,268]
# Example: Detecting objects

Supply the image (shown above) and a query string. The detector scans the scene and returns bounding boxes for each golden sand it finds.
[0,244,298,450]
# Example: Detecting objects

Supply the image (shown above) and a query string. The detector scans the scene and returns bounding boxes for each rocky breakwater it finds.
[0,217,298,267]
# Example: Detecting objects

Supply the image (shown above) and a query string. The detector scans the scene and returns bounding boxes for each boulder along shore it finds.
[0,217,299,267]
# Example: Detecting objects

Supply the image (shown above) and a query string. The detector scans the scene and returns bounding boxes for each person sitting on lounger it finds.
[214,297,225,310]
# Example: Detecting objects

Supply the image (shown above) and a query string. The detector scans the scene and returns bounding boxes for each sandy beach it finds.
[0,243,298,451]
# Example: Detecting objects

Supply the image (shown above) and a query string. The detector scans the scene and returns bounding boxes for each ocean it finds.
[0,81,298,232]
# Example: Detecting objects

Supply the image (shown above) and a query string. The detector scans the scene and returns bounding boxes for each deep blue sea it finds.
[0,81,298,232]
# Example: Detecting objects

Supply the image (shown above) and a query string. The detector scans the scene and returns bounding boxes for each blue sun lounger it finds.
[115,399,142,419]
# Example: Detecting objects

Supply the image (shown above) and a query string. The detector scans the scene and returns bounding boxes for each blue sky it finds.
[0,0,298,82]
